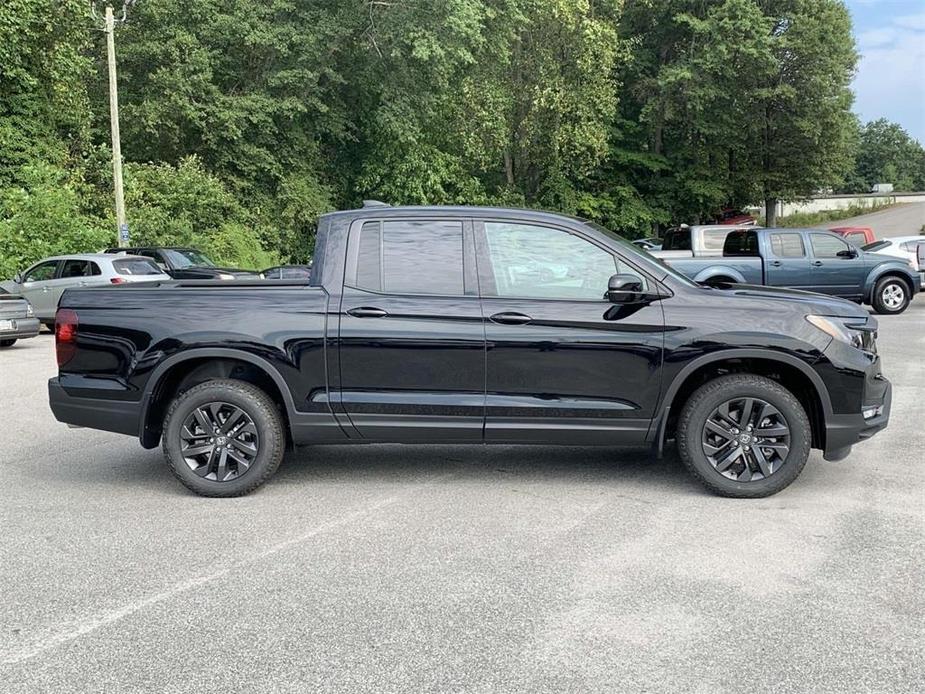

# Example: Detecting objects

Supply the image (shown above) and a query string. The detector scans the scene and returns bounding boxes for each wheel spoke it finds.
[705,420,735,441]
[193,408,212,434]
[214,448,229,481]
[182,443,213,457]
[226,448,251,470]
[756,425,788,437]
[231,438,258,456]
[714,445,743,472]
[751,446,773,478]
[737,398,754,429]
[220,407,246,435]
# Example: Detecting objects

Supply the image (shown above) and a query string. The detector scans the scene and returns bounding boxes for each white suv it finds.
[0,254,171,325]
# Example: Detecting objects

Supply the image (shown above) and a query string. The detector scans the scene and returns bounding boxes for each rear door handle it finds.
[347,306,388,318]
[812,261,823,267]
[770,260,782,267]
[490,312,532,325]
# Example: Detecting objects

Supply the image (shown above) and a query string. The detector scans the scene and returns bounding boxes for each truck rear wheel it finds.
[871,277,910,315]
[676,374,811,498]
[162,379,285,497]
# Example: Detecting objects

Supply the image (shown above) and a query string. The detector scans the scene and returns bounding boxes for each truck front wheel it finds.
[871,277,910,315]
[676,374,811,498]
[162,379,285,497]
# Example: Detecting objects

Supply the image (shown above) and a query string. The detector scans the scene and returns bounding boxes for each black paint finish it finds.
[51,205,891,460]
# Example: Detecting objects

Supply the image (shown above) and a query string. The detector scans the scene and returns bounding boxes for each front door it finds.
[765,231,812,289]
[808,233,867,299]
[18,260,62,321]
[475,220,666,444]
[336,218,485,441]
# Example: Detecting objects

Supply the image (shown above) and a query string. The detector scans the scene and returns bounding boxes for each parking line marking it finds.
[1,475,451,665]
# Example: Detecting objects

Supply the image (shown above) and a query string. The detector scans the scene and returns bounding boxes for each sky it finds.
[847,0,925,144]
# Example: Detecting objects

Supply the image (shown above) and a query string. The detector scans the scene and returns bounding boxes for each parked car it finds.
[260,264,312,280]
[104,247,258,280]
[0,254,171,326]
[863,236,925,286]
[830,226,875,246]
[657,228,920,314]
[50,204,891,500]
[0,293,40,347]
[631,237,662,251]
[656,224,757,258]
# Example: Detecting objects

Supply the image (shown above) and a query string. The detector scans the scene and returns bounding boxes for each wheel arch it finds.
[139,348,297,448]
[865,267,916,303]
[692,266,747,284]
[651,349,831,455]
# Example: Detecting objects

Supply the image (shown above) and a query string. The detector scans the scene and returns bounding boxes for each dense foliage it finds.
[0,0,909,276]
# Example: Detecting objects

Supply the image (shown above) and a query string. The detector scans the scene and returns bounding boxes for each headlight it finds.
[217,273,236,280]
[805,315,876,353]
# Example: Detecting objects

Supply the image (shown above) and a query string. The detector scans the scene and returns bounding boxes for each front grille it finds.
[0,299,28,319]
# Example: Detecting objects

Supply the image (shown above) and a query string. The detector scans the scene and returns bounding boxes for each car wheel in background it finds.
[162,379,285,497]
[0,339,16,348]
[871,277,910,315]
[676,374,811,498]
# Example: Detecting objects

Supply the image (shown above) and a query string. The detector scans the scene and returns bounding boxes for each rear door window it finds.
[113,258,164,276]
[769,233,806,258]
[354,220,465,296]
[61,259,94,278]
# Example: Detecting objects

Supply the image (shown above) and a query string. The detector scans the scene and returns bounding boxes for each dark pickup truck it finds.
[653,228,920,314]
[50,204,892,498]
[104,246,257,280]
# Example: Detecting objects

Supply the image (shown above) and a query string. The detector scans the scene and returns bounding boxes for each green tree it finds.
[753,0,858,225]
[850,119,925,192]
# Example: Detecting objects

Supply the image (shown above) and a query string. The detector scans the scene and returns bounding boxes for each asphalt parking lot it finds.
[1,305,923,693]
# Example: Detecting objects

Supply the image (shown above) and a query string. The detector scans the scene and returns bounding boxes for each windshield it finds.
[581,220,700,288]
[162,249,215,268]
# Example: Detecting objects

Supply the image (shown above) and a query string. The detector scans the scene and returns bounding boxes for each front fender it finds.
[863,262,919,300]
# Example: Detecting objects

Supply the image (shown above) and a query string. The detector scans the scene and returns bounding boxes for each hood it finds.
[714,283,870,320]
[0,280,20,294]
[193,266,257,276]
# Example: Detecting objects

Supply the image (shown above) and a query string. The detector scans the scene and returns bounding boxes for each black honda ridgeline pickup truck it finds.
[49,204,892,498]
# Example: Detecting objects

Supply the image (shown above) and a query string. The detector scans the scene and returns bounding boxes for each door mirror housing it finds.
[13,273,22,284]
[836,248,858,259]
[607,273,645,304]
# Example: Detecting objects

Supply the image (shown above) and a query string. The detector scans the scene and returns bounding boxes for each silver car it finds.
[0,254,171,325]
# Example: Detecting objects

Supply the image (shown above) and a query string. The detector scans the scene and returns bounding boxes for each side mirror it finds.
[13,273,22,284]
[607,273,645,304]
[837,248,858,259]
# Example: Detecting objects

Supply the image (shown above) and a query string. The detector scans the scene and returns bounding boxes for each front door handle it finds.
[812,261,823,267]
[347,306,388,318]
[489,312,532,325]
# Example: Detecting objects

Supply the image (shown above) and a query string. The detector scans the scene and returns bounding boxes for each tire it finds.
[676,374,811,498]
[871,276,910,315]
[0,339,16,348]
[162,379,285,497]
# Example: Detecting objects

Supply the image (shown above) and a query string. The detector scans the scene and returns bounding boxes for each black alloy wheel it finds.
[179,402,260,482]
[701,397,790,482]
[162,379,285,497]
[676,374,811,498]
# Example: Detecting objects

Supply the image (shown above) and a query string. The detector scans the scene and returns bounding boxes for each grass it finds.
[757,201,899,228]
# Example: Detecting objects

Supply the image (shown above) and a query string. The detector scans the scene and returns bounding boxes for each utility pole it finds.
[92,1,135,248]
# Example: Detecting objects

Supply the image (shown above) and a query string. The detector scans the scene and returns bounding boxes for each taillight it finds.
[55,308,78,367]
[110,277,126,284]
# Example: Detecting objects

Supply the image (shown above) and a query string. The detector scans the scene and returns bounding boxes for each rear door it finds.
[808,232,866,299]
[765,231,813,289]
[336,217,486,441]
